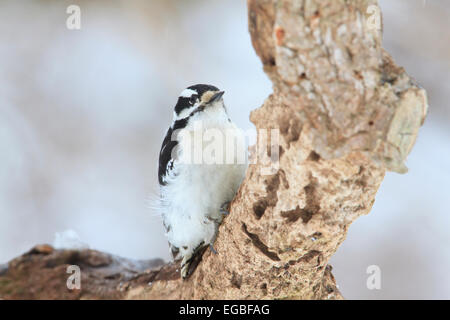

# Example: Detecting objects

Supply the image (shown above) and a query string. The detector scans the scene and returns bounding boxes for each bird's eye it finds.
[189,95,198,105]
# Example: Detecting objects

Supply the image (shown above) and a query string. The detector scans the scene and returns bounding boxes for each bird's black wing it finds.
[158,118,188,186]
[158,127,177,186]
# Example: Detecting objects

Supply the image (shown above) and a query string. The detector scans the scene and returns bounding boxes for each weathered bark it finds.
[0,0,427,300]
[0,245,165,299]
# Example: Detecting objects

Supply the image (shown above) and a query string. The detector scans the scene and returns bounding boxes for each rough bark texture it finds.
[0,0,427,300]
[0,245,165,299]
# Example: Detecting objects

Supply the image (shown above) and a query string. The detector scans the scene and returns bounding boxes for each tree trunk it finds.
[0,0,427,300]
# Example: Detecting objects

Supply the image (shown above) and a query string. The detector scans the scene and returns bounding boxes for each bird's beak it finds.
[208,91,225,104]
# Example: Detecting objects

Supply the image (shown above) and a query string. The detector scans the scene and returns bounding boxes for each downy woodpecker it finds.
[158,84,246,278]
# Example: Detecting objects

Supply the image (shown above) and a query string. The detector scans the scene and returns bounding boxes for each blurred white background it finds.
[0,0,448,299]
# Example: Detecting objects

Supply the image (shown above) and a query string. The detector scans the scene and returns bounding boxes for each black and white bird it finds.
[158,84,247,278]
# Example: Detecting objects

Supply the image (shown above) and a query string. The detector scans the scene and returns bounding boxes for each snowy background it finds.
[0,0,448,299]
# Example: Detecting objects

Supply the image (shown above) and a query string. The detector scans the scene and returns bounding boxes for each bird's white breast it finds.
[160,105,246,258]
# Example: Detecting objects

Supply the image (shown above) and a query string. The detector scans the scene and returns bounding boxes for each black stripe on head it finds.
[187,84,219,95]
[174,96,198,115]
[174,84,220,115]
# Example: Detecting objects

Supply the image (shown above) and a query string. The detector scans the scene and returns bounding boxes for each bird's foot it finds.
[209,244,218,255]
[220,201,231,216]
[180,241,207,279]
[180,255,191,279]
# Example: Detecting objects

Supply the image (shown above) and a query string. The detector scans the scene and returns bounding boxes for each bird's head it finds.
[172,84,226,121]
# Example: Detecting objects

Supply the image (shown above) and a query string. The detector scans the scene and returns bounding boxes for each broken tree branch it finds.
[0,0,427,300]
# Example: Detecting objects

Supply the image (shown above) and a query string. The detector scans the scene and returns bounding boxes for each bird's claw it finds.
[180,256,190,279]
[209,244,218,255]
[220,201,231,216]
